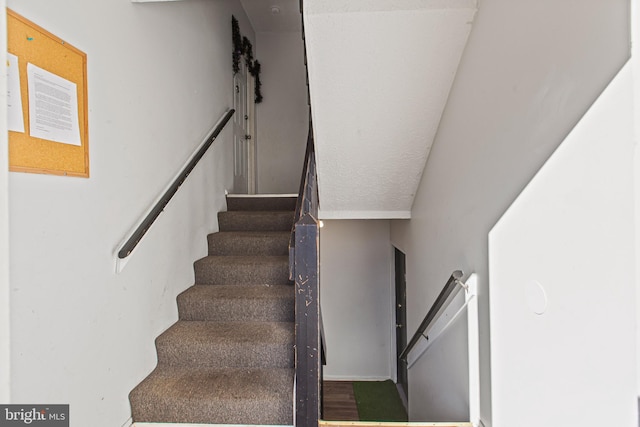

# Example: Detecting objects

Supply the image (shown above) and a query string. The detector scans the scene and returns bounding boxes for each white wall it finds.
[489,63,636,427]
[1,0,11,404]
[320,220,393,380]
[255,31,308,194]
[6,1,253,425]
[390,0,630,423]
[632,0,640,401]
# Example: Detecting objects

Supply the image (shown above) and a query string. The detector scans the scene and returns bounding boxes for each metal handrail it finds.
[399,270,464,360]
[117,109,235,259]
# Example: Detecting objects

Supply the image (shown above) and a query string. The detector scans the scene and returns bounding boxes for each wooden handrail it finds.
[292,2,324,426]
[293,212,321,427]
[289,121,314,279]
[117,109,235,259]
[290,125,322,427]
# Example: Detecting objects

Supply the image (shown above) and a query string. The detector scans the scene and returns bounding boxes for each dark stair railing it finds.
[117,109,234,259]
[290,122,323,427]
[292,1,325,426]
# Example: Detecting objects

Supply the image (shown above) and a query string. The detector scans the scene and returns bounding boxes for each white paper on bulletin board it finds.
[27,62,81,146]
[7,52,25,133]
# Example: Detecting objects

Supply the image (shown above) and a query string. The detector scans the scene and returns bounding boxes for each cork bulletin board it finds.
[7,8,89,177]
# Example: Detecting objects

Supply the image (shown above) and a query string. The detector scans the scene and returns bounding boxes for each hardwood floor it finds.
[322,381,472,427]
[323,381,359,421]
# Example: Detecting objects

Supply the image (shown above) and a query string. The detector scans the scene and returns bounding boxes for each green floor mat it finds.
[352,380,408,422]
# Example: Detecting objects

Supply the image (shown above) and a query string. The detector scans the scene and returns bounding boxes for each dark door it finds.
[395,248,408,399]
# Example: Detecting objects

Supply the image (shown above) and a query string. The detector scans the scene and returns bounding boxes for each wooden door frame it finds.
[233,58,256,194]
[394,247,408,406]
[246,71,256,194]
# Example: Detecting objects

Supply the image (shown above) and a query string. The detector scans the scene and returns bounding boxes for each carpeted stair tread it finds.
[129,366,294,424]
[218,210,294,232]
[226,196,297,212]
[177,284,294,321]
[130,196,297,425]
[208,231,290,256]
[156,320,294,368]
[194,255,291,285]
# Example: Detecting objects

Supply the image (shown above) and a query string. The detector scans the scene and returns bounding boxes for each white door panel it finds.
[233,62,249,193]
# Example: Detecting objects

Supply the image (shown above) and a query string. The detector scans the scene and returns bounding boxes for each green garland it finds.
[232,16,263,103]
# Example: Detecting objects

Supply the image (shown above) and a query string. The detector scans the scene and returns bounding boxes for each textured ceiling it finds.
[304,0,477,219]
[240,0,301,32]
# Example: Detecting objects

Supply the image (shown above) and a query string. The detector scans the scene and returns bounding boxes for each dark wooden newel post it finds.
[294,213,320,427]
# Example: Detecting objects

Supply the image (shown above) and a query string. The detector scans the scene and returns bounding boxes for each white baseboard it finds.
[318,210,411,220]
[226,193,297,198]
[323,375,392,381]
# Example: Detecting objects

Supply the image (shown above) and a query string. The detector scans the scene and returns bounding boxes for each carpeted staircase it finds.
[129,195,297,425]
